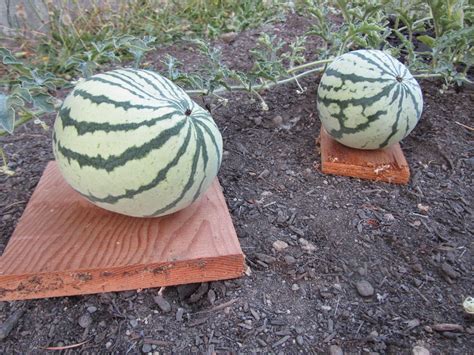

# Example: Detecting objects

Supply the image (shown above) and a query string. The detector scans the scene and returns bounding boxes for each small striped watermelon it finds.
[317,49,423,149]
[53,68,223,218]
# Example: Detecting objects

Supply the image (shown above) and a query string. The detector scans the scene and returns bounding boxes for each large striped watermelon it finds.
[317,50,423,149]
[53,68,223,217]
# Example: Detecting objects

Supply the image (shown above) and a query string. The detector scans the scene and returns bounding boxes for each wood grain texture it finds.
[320,128,410,184]
[0,162,245,301]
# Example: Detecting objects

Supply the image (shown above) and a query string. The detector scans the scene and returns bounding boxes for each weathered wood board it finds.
[319,128,410,184]
[0,162,245,301]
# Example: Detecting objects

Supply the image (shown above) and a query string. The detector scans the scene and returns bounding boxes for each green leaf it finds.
[32,93,55,113]
[11,85,33,102]
[417,35,436,48]
[7,95,25,108]
[0,94,15,134]
[0,47,22,65]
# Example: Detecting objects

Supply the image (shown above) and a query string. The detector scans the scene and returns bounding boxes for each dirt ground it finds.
[1,14,473,354]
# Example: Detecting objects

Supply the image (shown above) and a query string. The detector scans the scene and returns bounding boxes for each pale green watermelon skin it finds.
[53,69,222,217]
[317,50,423,149]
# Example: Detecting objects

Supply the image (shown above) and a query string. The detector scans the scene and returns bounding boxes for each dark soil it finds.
[1,13,473,354]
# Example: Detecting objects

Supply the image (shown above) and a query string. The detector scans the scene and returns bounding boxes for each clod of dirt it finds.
[272,115,284,127]
[355,280,375,297]
[440,262,459,279]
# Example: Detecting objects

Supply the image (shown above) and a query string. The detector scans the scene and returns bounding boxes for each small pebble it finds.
[176,307,185,322]
[105,341,112,349]
[329,344,344,355]
[284,255,296,265]
[129,319,138,328]
[296,335,304,345]
[299,238,316,252]
[78,314,93,329]
[153,295,171,313]
[207,289,216,304]
[412,263,423,273]
[356,280,374,297]
[87,306,97,313]
[220,32,238,43]
[255,253,276,264]
[142,343,152,353]
[273,240,288,252]
[412,345,430,355]
[291,284,300,291]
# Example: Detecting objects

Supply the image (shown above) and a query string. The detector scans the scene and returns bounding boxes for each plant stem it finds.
[186,66,325,95]
[287,58,334,73]
[412,73,442,79]
[397,16,433,32]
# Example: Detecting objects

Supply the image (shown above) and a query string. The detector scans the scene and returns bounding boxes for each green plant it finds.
[1,0,473,176]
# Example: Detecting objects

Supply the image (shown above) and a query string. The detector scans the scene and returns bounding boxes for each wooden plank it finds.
[0,162,245,301]
[319,128,410,184]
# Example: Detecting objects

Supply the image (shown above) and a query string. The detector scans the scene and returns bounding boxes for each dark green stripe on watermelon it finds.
[369,51,400,77]
[149,125,204,216]
[318,83,397,139]
[107,71,179,105]
[192,111,219,129]
[78,122,193,204]
[141,69,188,102]
[351,51,397,77]
[378,84,404,148]
[56,117,187,172]
[88,76,156,101]
[123,69,187,111]
[191,123,209,202]
[401,83,422,119]
[194,119,222,169]
[320,67,390,92]
[73,89,165,111]
[59,106,178,135]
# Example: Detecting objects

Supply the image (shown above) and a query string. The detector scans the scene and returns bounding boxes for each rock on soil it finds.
[329,344,344,355]
[355,280,374,297]
[153,295,172,313]
[78,313,93,329]
[412,345,430,355]
[273,240,289,252]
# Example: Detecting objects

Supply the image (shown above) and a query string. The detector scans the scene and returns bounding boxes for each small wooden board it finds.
[0,162,245,301]
[319,128,410,184]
